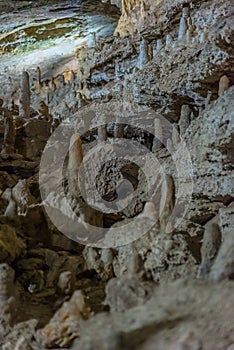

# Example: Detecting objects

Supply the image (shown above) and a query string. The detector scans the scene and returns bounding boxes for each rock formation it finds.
[0,99,15,155]
[19,71,31,119]
[197,215,222,279]
[36,290,91,348]
[0,0,233,349]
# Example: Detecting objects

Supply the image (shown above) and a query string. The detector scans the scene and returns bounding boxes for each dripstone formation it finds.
[0,0,233,349]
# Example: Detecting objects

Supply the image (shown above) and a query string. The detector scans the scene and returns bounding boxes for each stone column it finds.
[19,71,31,118]
[178,105,191,136]
[68,134,83,195]
[138,39,150,69]
[152,118,163,152]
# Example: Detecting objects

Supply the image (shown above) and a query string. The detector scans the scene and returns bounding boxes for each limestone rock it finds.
[2,319,37,350]
[0,225,25,262]
[197,215,222,279]
[57,271,75,297]
[209,229,234,282]
[36,290,91,348]
[19,71,31,119]
[83,247,114,281]
[104,276,153,312]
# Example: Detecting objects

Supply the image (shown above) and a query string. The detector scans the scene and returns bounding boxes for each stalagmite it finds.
[178,7,189,40]
[205,90,212,108]
[138,39,150,69]
[0,99,15,155]
[98,124,108,142]
[38,101,52,121]
[71,71,76,88]
[166,34,172,46]
[8,98,15,112]
[152,118,163,152]
[114,122,124,138]
[178,104,191,136]
[178,17,187,40]
[77,92,86,109]
[156,39,162,51]
[152,39,162,57]
[67,134,83,195]
[218,75,230,96]
[186,28,193,42]
[151,41,157,57]
[140,0,146,18]
[57,271,75,297]
[166,138,174,154]
[36,66,41,86]
[210,229,234,282]
[19,71,31,118]
[2,189,16,218]
[172,123,180,149]
[159,175,175,233]
[60,74,65,86]
[197,215,221,279]
[50,77,56,92]
[199,30,208,44]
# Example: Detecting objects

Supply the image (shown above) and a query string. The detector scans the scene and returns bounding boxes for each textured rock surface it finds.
[72,279,234,350]
[36,290,91,348]
[0,225,25,262]
[0,0,233,349]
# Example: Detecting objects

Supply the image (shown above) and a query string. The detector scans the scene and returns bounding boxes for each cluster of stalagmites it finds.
[136,5,228,69]
[0,3,233,349]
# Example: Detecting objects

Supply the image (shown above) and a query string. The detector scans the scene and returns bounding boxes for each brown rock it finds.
[0,225,26,263]
[36,290,91,348]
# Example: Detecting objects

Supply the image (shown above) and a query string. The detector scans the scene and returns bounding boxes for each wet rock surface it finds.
[0,0,233,349]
